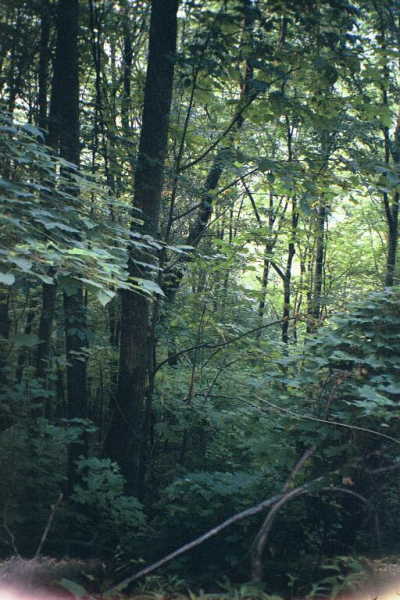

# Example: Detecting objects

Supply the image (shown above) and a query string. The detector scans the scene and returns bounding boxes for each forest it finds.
[1,0,400,597]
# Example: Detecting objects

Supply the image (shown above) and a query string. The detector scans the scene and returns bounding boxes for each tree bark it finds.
[49,0,87,493]
[105,0,179,497]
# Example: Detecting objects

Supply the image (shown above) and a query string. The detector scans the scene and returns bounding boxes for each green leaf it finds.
[58,578,87,598]
[9,256,32,272]
[14,333,39,348]
[135,278,165,296]
[0,272,15,285]
[96,288,115,306]
[22,122,45,141]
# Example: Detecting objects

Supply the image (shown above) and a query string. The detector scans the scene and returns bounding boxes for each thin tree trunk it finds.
[309,199,326,330]
[37,0,50,131]
[34,1,55,392]
[384,191,399,286]
[282,199,298,344]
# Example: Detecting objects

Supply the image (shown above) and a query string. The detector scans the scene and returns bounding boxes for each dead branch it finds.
[34,493,63,559]
[104,478,322,595]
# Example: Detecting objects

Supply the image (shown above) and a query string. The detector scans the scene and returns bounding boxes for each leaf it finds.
[96,288,115,306]
[14,333,39,348]
[35,272,54,284]
[0,272,15,285]
[135,278,165,296]
[22,122,45,141]
[9,256,32,272]
[58,578,87,598]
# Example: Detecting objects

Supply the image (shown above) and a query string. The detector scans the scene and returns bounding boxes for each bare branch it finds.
[104,479,321,594]
[34,493,63,558]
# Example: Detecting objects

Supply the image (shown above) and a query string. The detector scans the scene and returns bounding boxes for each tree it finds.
[105,0,179,497]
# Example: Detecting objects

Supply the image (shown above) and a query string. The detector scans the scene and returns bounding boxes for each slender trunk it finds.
[105,0,179,497]
[309,199,326,330]
[35,1,55,388]
[38,0,50,131]
[384,191,399,286]
[0,287,11,383]
[282,200,298,344]
[256,249,271,341]
[16,293,36,384]
[383,118,400,287]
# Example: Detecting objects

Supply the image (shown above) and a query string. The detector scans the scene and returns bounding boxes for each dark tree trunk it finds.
[282,200,298,344]
[38,0,50,131]
[0,287,11,382]
[35,0,55,389]
[384,191,399,287]
[48,0,87,492]
[105,0,179,497]
[309,199,326,330]
[16,292,36,384]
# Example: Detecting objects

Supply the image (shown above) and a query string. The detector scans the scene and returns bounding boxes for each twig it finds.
[3,504,20,557]
[34,493,63,558]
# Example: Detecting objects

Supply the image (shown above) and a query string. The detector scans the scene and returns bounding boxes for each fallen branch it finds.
[104,478,322,594]
[251,446,316,581]
[250,482,370,582]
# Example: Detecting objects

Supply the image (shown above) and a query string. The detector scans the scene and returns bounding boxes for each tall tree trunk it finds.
[50,0,87,492]
[105,0,179,497]
[35,0,55,394]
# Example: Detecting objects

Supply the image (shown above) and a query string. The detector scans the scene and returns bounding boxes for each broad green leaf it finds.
[0,272,15,285]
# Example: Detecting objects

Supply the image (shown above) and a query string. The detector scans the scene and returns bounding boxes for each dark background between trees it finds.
[1,0,400,594]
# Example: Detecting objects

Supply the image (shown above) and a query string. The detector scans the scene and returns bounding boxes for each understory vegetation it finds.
[1,0,400,597]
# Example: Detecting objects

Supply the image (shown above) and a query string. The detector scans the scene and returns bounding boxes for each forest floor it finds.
[0,557,400,600]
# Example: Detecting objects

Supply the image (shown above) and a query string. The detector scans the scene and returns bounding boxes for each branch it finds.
[251,482,370,581]
[366,462,400,475]
[179,95,258,173]
[241,178,262,224]
[256,395,400,447]
[270,260,286,281]
[34,493,63,558]
[2,504,20,557]
[251,446,316,581]
[153,317,296,375]
[104,479,321,594]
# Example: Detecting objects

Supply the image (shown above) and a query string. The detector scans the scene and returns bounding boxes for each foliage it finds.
[0,111,162,303]
[1,0,400,596]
